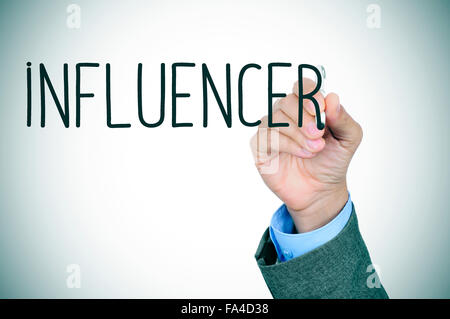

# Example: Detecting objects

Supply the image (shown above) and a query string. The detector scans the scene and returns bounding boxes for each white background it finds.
[0,0,449,298]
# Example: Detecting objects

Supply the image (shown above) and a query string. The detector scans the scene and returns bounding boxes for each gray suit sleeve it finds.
[255,205,388,299]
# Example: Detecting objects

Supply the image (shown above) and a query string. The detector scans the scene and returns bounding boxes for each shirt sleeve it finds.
[269,193,352,262]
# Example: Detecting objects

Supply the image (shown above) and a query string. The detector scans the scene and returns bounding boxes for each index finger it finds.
[292,78,325,117]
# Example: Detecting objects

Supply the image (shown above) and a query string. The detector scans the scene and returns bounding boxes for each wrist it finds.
[287,184,348,233]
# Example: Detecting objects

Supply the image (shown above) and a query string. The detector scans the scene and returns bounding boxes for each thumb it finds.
[325,93,363,150]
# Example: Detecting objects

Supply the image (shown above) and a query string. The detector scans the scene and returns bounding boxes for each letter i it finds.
[27,62,32,127]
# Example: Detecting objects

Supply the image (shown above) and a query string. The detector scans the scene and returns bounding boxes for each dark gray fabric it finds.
[255,205,388,299]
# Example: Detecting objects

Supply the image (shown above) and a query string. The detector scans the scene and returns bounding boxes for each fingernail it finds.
[306,139,322,149]
[297,148,313,157]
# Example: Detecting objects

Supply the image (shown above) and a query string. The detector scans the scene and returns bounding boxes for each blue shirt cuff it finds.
[269,193,352,262]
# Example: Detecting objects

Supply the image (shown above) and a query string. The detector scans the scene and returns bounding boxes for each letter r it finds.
[298,64,323,129]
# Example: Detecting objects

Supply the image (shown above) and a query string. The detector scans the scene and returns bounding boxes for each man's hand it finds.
[250,78,363,232]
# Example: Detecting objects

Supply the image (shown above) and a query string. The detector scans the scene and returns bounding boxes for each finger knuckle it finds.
[355,123,363,144]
